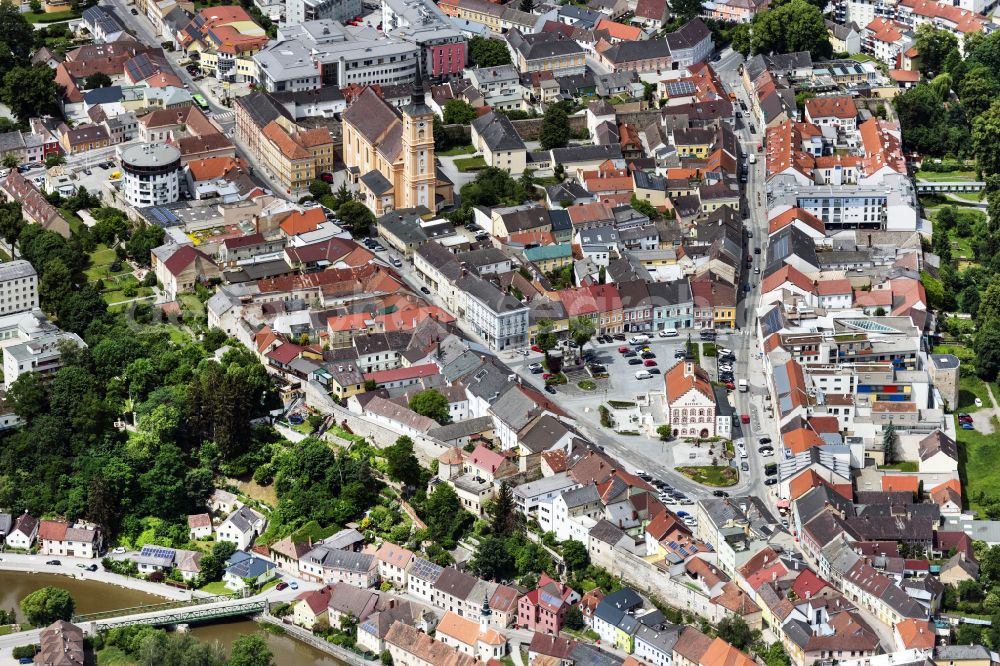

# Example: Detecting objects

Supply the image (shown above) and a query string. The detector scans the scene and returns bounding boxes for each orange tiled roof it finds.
[595,18,644,41]
[769,207,825,236]
[279,208,326,236]
[187,156,247,181]
[664,361,713,404]
[881,475,919,493]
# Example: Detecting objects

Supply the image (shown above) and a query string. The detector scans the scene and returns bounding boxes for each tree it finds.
[960,66,1000,120]
[536,319,558,351]
[84,72,113,90]
[630,195,660,220]
[0,5,34,80]
[333,183,353,208]
[29,0,41,12]
[20,587,75,626]
[126,225,166,266]
[1,66,59,122]
[198,541,238,584]
[562,539,589,572]
[489,481,518,537]
[569,316,596,349]
[540,104,570,151]
[716,616,753,650]
[518,0,534,10]
[564,605,584,630]
[656,424,672,441]
[45,153,64,168]
[422,482,471,548]
[731,22,752,55]
[762,641,791,666]
[975,319,1000,380]
[309,180,331,199]
[915,24,958,78]
[471,534,515,580]
[670,0,703,21]
[973,99,1000,178]
[468,37,511,67]
[749,0,832,59]
[228,635,274,666]
[384,435,420,488]
[882,423,897,464]
[409,389,451,424]
[337,200,375,239]
[380,650,394,666]
[443,99,477,125]
[1,154,16,169]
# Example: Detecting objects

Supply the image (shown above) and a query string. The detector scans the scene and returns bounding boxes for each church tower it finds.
[401,72,436,211]
[479,588,492,633]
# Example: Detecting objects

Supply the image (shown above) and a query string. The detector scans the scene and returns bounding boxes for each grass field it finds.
[199,581,229,595]
[59,208,85,234]
[914,170,977,182]
[952,192,984,202]
[25,9,81,22]
[958,374,991,412]
[85,245,119,282]
[849,53,873,62]
[677,465,738,487]
[438,145,476,156]
[455,157,488,172]
[958,414,1000,515]
[179,293,205,317]
[882,461,918,472]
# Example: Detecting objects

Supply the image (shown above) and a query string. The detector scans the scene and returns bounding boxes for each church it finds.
[342,80,444,216]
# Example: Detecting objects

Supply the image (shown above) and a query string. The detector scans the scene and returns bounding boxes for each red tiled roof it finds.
[364,363,439,384]
[163,245,214,277]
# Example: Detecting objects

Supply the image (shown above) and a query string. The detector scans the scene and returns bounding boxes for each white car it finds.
[112,547,126,554]
[975,397,984,407]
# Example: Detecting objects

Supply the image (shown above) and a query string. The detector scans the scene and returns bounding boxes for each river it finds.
[0,571,345,665]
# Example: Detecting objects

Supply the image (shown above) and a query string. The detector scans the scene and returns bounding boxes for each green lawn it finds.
[849,53,873,62]
[882,461,918,472]
[178,293,205,316]
[677,465,739,487]
[85,245,119,282]
[455,157,488,172]
[25,9,81,22]
[952,192,984,202]
[703,343,717,357]
[59,208,84,234]
[958,415,1000,515]
[199,581,230,595]
[958,374,991,412]
[97,647,138,666]
[915,170,977,182]
[438,144,476,156]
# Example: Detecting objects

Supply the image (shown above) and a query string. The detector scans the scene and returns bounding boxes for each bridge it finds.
[73,593,267,631]
[915,180,985,194]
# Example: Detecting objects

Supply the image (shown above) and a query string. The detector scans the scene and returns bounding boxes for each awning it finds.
[775,500,789,509]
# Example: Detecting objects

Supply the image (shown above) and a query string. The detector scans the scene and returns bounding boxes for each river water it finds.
[0,571,344,665]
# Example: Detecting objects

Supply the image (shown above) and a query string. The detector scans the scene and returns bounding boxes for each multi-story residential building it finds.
[517,574,578,633]
[0,261,39,317]
[343,86,437,215]
[382,0,466,79]
[506,30,586,76]
[455,274,528,351]
[284,0,361,26]
[649,279,693,331]
[255,21,420,92]
[3,331,86,387]
[178,7,268,83]
[299,546,379,587]
[471,112,527,175]
[37,520,101,559]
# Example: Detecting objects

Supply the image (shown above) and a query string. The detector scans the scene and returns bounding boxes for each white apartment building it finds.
[3,331,86,387]
[0,261,38,316]
[455,275,528,351]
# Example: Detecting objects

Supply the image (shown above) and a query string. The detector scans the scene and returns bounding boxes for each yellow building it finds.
[523,244,572,273]
[259,116,334,197]
[343,85,437,216]
[673,127,713,158]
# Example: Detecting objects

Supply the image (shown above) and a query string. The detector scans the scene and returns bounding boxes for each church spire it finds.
[403,66,432,117]
[479,588,492,632]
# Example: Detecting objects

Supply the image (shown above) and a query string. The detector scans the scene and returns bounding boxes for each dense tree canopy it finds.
[914,24,958,78]
[468,37,511,68]
[409,389,451,424]
[443,99,477,125]
[540,104,570,151]
[745,0,831,59]
[20,587,75,626]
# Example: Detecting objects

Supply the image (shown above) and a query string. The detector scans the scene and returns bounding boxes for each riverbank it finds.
[258,614,369,666]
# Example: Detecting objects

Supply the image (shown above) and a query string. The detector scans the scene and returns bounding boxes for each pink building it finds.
[428,42,467,78]
[517,575,578,633]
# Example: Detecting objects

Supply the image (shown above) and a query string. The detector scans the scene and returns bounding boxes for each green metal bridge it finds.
[73,593,267,630]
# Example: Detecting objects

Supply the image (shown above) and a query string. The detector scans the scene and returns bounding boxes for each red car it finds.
[531,345,543,353]
[542,373,555,380]
[725,381,735,390]
[319,172,334,183]
[644,359,657,367]
[618,346,629,353]
[741,414,750,424]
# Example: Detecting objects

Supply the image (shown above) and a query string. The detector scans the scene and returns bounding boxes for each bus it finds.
[192,94,210,111]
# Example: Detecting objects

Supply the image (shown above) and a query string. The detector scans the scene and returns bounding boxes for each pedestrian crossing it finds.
[213,110,235,123]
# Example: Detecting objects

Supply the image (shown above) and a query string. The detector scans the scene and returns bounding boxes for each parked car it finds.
[648,368,661,374]
[542,373,556,379]
[319,172,334,183]
[112,547,126,554]
[420,286,430,295]
[975,397,984,407]
[740,414,750,424]
[531,345,543,353]
[641,352,656,360]
[276,582,288,590]
[740,462,749,472]
[759,437,771,445]
[613,334,626,341]
[712,490,729,497]
[46,560,61,566]
[618,346,630,353]
[87,564,98,572]
[528,363,542,373]
[623,351,637,357]
[725,381,735,390]
[544,385,557,394]
[961,422,975,430]
[644,359,657,367]
[676,511,690,518]
[289,581,298,590]
[764,478,778,486]
[628,358,642,365]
